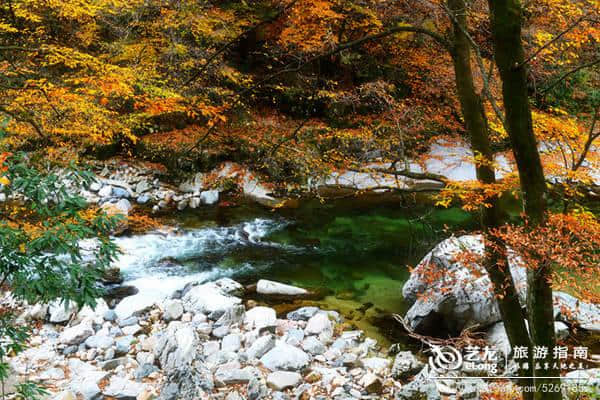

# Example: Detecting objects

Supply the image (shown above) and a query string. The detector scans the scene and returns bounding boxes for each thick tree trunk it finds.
[446,1,533,396]
[486,1,560,398]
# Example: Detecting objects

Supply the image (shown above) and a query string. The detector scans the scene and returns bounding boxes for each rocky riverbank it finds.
[4,246,600,400]
[5,278,432,400]
[3,200,600,400]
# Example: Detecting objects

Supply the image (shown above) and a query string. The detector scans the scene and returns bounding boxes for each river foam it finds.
[111,218,290,299]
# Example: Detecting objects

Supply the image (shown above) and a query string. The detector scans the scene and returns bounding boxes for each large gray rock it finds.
[301,336,326,355]
[486,320,571,355]
[221,333,242,353]
[114,294,156,321]
[256,280,308,296]
[361,357,391,374]
[182,279,243,315]
[214,364,256,386]
[214,304,245,328]
[68,364,109,400]
[260,343,310,371]
[20,303,48,321]
[554,291,600,333]
[154,323,199,372]
[135,180,153,194]
[159,367,213,400]
[402,235,527,335]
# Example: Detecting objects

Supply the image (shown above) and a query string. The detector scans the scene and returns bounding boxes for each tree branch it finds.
[350,167,447,183]
[541,58,600,94]
[573,104,600,171]
[517,15,588,69]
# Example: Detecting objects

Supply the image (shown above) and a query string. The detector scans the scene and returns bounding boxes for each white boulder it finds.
[256,280,308,296]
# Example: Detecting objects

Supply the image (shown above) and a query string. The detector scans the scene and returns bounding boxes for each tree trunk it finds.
[486,1,560,398]
[446,0,533,396]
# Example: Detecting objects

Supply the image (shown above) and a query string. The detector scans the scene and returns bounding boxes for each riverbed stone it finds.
[100,357,129,371]
[135,364,159,381]
[392,351,424,379]
[287,307,319,321]
[267,371,302,391]
[361,357,391,374]
[103,309,117,321]
[154,323,198,371]
[163,299,184,321]
[395,366,442,400]
[554,291,600,333]
[244,306,277,330]
[179,173,204,193]
[214,304,245,328]
[246,334,276,359]
[49,300,78,323]
[257,280,308,296]
[200,190,219,205]
[103,376,147,399]
[359,372,382,394]
[39,367,66,380]
[214,363,254,386]
[222,333,243,353]
[60,320,94,345]
[115,335,135,355]
[305,312,332,335]
[183,279,242,315]
[301,336,326,355]
[98,185,113,198]
[136,180,152,194]
[260,343,310,371]
[85,334,114,349]
[114,294,155,320]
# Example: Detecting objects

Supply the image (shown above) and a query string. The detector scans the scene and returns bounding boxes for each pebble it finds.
[8,276,408,400]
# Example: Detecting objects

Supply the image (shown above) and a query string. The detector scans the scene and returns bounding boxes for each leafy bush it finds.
[0,146,120,397]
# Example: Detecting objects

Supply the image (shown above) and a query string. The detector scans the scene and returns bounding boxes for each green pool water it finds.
[172,196,477,346]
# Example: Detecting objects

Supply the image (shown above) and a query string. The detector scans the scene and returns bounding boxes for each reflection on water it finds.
[114,196,476,345]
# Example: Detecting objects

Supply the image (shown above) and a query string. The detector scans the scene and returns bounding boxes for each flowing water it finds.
[113,196,477,346]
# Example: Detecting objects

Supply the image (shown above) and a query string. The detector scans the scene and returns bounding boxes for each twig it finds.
[517,15,588,69]
[541,58,600,94]
[393,314,486,348]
